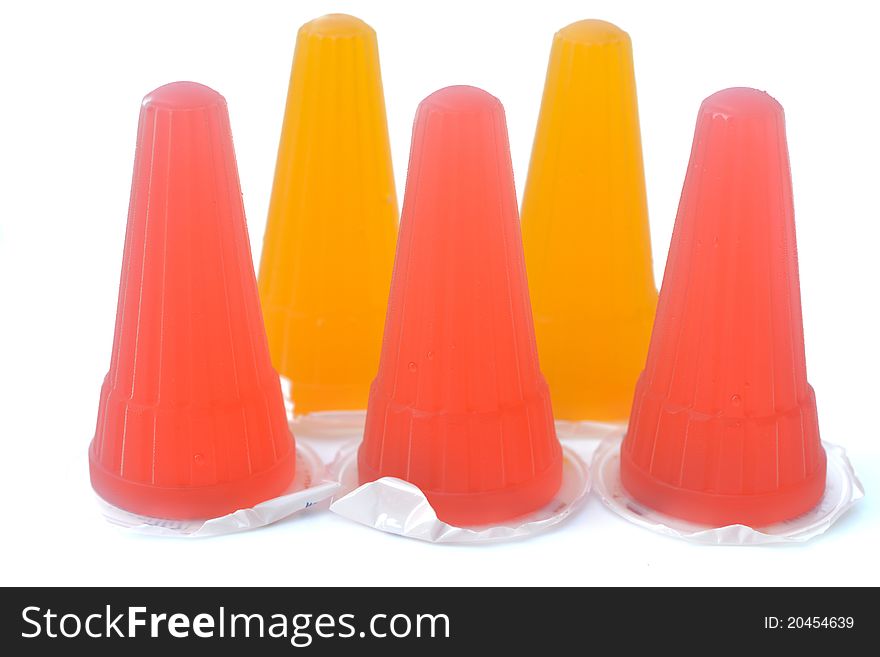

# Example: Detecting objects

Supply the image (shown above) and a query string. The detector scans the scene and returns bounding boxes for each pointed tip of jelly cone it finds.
[143,81,225,111]
[557,19,630,45]
[701,87,783,121]
[299,13,374,39]
[420,85,502,115]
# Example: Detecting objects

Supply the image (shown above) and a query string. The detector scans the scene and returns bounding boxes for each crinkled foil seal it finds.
[328,440,590,544]
[96,443,339,537]
[592,436,864,545]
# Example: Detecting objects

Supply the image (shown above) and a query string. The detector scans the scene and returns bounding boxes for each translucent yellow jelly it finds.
[521,20,657,422]
[258,14,398,415]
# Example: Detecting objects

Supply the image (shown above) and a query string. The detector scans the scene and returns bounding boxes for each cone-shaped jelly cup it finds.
[620,88,826,527]
[258,14,399,417]
[89,82,296,520]
[521,20,657,423]
[358,86,563,527]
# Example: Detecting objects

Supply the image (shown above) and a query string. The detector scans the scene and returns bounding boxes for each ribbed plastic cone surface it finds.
[620,87,826,526]
[521,20,657,422]
[90,82,296,520]
[358,86,563,526]
[258,14,399,415]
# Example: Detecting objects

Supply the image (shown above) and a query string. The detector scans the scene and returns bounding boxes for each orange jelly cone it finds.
[620,88,826,527]
[358,86,563,526]
[258,14,398,416]
[89,82,296,520]
[521,20,657,422]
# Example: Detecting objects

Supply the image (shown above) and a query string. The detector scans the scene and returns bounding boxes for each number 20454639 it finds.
[764,617,854,629]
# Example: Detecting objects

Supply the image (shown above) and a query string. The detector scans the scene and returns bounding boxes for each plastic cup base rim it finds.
[327,439,590,544]
[288,410,367,439]
[591,436,864,545]
[554,419,627,441]
[279,376,368,439]
[94,442,339,537]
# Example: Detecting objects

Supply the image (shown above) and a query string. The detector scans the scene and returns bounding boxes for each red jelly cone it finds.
[358,86,563,526]
[620,88,826,527]
[89,82,296,520]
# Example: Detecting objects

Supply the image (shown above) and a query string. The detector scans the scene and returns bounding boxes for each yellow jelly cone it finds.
[258,14,399,416]
[521,20,657,422]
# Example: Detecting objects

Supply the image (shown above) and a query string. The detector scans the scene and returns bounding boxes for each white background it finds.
[1,0,877,586]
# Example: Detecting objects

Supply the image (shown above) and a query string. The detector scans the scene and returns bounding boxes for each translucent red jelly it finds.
[620,87,826,527]
[358,86,563,527]
[89,82,296,520]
